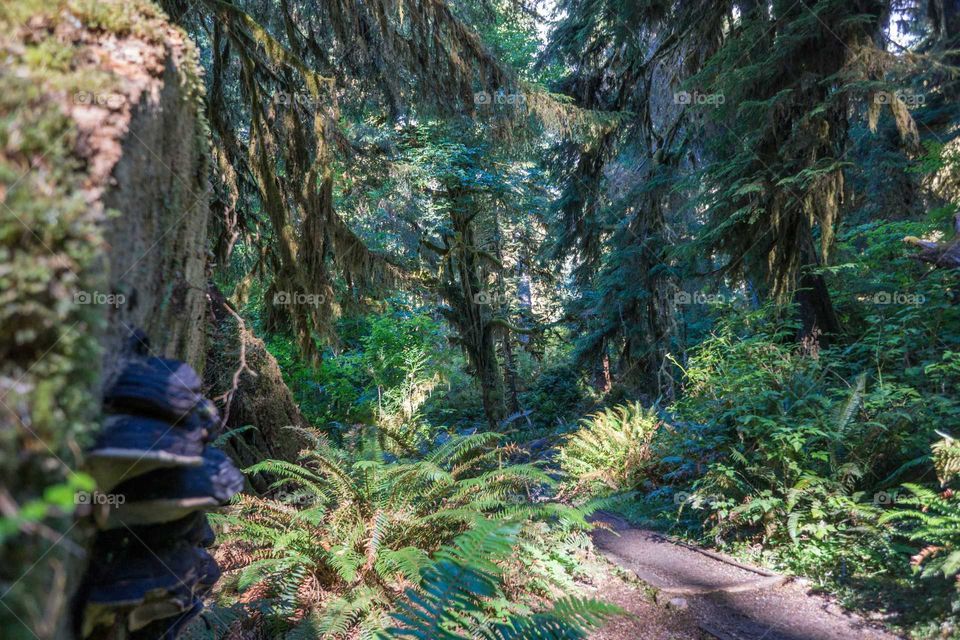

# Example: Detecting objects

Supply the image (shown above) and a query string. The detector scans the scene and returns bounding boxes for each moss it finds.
[0,12,109,640]
[23,39,74,72]
[67,0,169,42]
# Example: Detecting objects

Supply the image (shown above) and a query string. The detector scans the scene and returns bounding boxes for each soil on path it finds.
[589,513,903,640]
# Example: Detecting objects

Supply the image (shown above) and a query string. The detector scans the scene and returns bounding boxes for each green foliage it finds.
[650,305,906,581]
[879,434,960,624]
[0,472,95,544]
[212,426,592,638]
[559,402,660,498]
[387,520,619,639]
[521,364,590,430]
[12,0,960,636]
[933,435,960,486]
[267,306,448,436]
[882,483,960,582]
[512,525,594,596]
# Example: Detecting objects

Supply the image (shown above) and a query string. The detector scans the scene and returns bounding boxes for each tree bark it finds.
[794,244,841,347]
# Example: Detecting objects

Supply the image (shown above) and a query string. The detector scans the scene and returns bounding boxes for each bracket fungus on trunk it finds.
[86,414,207,492]
[81,539,202,634]
[105,357,204,422]
[78,332,243,639]
[102,448,244,529]
[95,511,216,550]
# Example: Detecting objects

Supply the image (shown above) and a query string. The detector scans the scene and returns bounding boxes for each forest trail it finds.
[589,513,903,640]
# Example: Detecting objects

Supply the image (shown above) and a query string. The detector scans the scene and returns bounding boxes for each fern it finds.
[881,479,960,583]
[933,432,960,485]
[387,522,619,639]
[213,424,260,447]
[831,373,865,435]
[178,604,250,640]
[216,426,591,638]
[559,401,660,498]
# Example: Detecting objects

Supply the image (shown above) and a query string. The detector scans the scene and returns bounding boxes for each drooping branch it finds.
[904,214,960,269]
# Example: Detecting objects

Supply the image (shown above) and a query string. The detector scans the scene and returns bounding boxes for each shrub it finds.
[267,307,448,434]
[559,401,660,498]
[521,364,590,430]
[655,306,908,582]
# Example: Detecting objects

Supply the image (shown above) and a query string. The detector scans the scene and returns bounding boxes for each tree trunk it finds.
[476,331,507,428]
[794,244,841,347]
[493,212,522,416]
[430,198,507,429]
[501,331,521,415]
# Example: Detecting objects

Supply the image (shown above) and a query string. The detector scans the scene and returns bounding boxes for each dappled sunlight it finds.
[1,1,958,639]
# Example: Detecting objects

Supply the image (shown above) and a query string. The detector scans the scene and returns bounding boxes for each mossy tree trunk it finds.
[0,3,210,638]
[429,191,507,429]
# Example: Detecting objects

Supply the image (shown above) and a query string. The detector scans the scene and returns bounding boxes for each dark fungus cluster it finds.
[77,332,243,639]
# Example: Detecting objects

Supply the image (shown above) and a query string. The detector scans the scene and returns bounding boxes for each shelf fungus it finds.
[101,448,243,529]
[105,357,204,422]
[86,414,207,491]
[81,539,201,635]
[79,338,242,639]
[94,512,216,550]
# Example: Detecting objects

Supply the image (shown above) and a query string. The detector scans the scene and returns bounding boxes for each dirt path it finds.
[589,513,903,640]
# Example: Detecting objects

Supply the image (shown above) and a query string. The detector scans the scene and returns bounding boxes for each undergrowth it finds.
[202,421,613,639]
[562,283,960,635]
